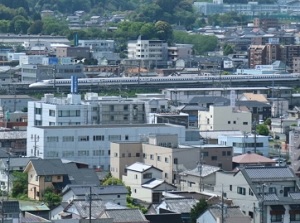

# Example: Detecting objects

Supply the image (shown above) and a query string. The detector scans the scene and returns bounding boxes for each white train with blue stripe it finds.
[28,73,300,88]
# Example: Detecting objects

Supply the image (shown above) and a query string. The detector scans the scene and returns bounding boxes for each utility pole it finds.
[253,121,257,153]
[89,186,92,223]
[221,184,224,223]
[6,151,10,201]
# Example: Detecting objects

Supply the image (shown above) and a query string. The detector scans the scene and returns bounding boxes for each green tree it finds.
[256,124,270,136]
[11,171,28,198]
[190,199,208,223]
[43,187,61,208]
[42,17,69,35]
[264,118,271,126]
[155,21,173,42]
[223,43,234,55]
[28,20,43,34]
[102,176,124,186]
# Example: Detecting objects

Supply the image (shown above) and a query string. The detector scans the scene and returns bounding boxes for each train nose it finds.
[29,82,42,88]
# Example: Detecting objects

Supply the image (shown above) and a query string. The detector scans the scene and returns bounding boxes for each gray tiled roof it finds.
[290,192,300,200]
[7,157,34,168]
[242,167,295,180]
[164,198,197,213]
[209,206,250,220]
[64,185,128,195]
[189,96,230,105]
[2,201,19,213]
[180,165,220,177]
[264,194,279,201]
[30,159,67,176]
[64,163,100,186]
[104,209,148,222]
[236,100,271,108]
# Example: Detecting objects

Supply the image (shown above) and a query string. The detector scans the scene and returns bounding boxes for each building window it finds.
[135,174,138,179]
[136,153,140,157]
[114,153,118,157]
[249,188,253,196]
[46,136,59,142]
[117,195,120,198]
[108,135,121,141]
[124,105,128,111]
[243,122,248,125]
[123,115,128,120]
[150,154,154,160]
[93,135,104,141]
[165,173,168,178]
[165,157,168,163]
[228,121,231,124]
[229,185,232,191]
[227,151,231,156]
[78,150,89,156]
[233,121,236,124]
[143,173,152,179]
[49,110,55,117]
[78,136,89,141]
[63,136,74,142]
[128,153,131,157]
[290,213,300,221]
[44,176,52,182]
[174,158,178,164]
[157,156,161,161]
[110,105,114,111]
[271,214,282,222]
[202,152,209,157]
[237,187,246,195]
[222,151,226,156]
[125,135,129,140]
[211,156,217,161]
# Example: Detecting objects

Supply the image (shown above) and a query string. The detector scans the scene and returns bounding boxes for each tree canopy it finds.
[190,199,208,223]
[256,124,270,136]
[11,171,28,198]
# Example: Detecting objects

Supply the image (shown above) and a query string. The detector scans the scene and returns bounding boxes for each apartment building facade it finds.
[198,105,252,132]
[26,124,186,170]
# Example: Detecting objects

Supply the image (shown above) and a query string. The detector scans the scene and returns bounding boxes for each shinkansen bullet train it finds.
[28,73,300,88]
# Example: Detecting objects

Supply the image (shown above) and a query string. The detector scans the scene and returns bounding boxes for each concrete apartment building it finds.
[110,134,200,184]
[127,37,168,61]
[28,93,168,127]
[110,135,233,184]
[55,46,91,59]
[78,40,115,52]
[248,45,267,68]
[168,44,193,61]
[198,105,252,132]
[26,123,186,170]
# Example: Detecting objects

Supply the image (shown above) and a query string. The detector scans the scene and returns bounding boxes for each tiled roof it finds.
[233,153,275,164]
[30,159,67,176]
[241,93,268,102]
[242,166,295,180]
[2,201,19,213]
[236,100,271,108]
[164,198,197,213]
[126,162,161,173]
[189,96,230,105]
[290,192,300,200]
[209,206,251,222]
[180,165,220,177]
[142,179,164,189]
[264,194,279,201]
[103,209,148,222]
[63,185,128,195]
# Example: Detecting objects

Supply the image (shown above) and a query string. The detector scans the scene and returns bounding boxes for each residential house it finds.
[197,206,251,223]
[198,105,252,132]
[153,198,197,223]
[180,165,220,192]
[232,152,276,169]
[24,159,100,200]
[100,209,149,223]
[51,200,123,220]
[239,93,268,103]
[61,185,128,206]
[214,166,300,223]
[1,201,20,223]
[19,201,50,220]
[218,134,269,156]
[122,162,176,203]
[235,100,271,122]
[0,157,34,193]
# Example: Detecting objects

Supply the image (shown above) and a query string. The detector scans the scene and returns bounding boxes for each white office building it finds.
[28,93,168,127]
[78,40,115,52]
[127,37,168,61]
[26,123,186,170]
[218,134,269,156]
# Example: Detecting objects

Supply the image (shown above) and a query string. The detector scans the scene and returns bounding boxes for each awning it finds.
[289,205,300,214]
[270,205,285,215]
